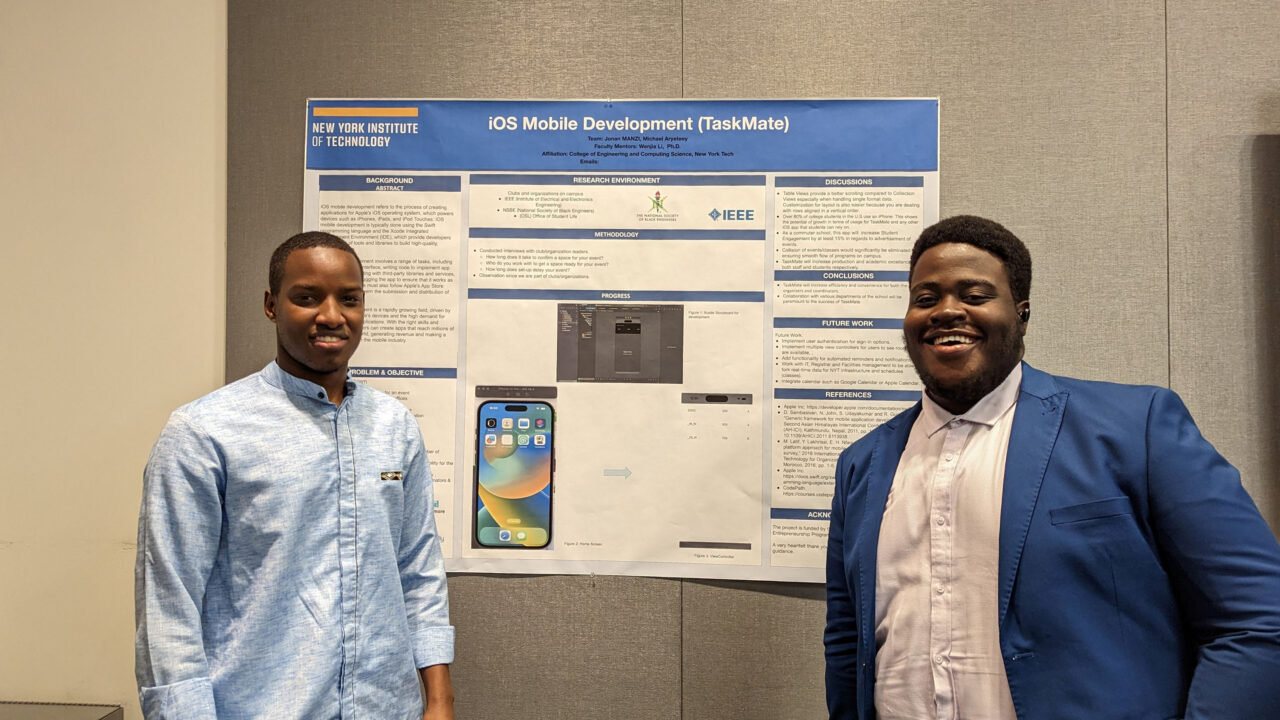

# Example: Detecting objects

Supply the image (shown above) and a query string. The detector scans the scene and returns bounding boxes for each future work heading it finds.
[486,114,790,134]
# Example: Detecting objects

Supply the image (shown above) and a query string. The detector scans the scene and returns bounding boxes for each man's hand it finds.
[420,663,455,720]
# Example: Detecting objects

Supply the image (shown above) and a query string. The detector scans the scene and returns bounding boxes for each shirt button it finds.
[936,585,945,595]
[944,454,954,463]
[935,655,945,664]
[935,516,945,526]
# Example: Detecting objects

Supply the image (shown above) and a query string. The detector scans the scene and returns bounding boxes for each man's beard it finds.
[910,333,1024,413]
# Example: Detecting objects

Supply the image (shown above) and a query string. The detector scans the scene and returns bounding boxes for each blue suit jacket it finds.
[825,364,1280,719]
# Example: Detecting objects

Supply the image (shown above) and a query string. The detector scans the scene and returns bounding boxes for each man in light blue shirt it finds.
[135,231,455,719]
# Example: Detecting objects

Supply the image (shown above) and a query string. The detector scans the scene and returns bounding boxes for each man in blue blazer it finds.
[825,215,1280,719]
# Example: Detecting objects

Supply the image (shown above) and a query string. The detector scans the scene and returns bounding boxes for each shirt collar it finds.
[918,362,1023,437]
[261,360,358,403]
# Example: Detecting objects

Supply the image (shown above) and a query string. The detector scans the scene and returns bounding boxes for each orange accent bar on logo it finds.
[313,107,419,117]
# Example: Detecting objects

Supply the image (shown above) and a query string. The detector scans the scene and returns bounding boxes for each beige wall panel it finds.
[684,0,1169,385]
[681,581,826,719]
[228,0,685,380]
[1,3,226,718]
[1168,0,1280,527]
[0,548,136,709]
[449,575,682,718]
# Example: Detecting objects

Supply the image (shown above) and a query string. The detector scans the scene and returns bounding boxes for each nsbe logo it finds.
[708,208,755,221]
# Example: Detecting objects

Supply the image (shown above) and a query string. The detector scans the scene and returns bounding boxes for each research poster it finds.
[302,99,938,582]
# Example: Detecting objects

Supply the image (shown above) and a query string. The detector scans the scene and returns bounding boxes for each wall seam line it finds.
[680,7,686,718]
[1165,0,1173,389]
[679,579,685,720]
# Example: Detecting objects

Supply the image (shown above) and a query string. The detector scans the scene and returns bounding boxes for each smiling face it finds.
[264,246,364,403]
[904,242,1029,415]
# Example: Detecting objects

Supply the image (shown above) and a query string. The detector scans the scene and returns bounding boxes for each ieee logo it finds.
[708,208,754,221]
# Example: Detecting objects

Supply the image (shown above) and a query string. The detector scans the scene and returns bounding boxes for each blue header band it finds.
[773,389,921,402]
[774,176,924,188]
[770,508,831,520]
[319,175,461,192]
[350,367,458,379]
[469,289,764,302]
[773,318,903,329]
[773,270,909,282]
[306,99,938,172]
[470,228,763,240]
[470,174,764,186]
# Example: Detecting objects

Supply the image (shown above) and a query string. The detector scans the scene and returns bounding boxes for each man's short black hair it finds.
[909,215,1032,304]
[268,231,363,295]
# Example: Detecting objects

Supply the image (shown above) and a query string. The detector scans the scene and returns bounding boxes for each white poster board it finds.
[303,99,938,581]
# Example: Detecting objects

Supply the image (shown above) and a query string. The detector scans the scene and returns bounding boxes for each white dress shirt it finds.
[873,365,1022,720]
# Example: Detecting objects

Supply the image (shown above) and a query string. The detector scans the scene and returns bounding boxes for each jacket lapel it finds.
[998,363,1068,627]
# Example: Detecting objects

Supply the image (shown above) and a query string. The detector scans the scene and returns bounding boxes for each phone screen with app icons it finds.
[475,401,553,548]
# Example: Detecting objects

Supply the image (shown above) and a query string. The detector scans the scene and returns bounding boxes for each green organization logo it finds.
[649,190,667,212]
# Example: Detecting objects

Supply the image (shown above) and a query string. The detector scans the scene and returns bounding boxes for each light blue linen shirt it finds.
[135,362,454,719]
